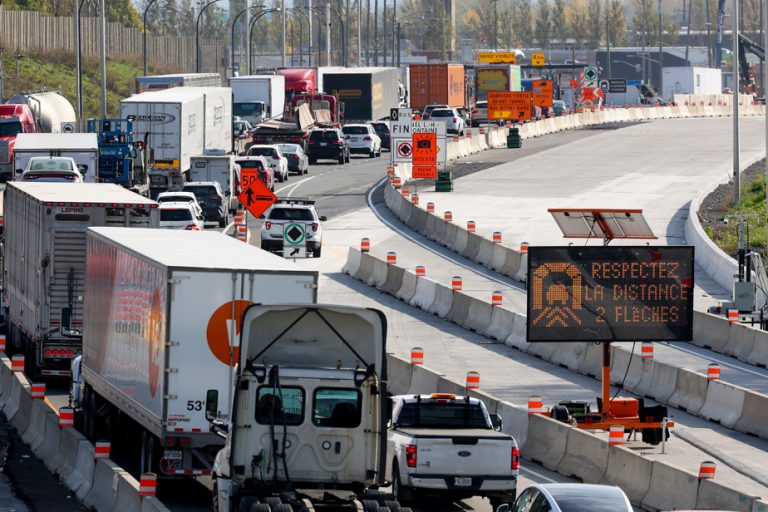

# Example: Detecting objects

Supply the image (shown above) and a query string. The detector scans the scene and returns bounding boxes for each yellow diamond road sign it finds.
[532,53,545,66]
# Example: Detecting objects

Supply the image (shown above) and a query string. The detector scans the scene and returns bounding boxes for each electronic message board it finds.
[526,246,694,342]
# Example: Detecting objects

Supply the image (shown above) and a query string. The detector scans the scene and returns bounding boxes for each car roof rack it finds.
[275,197,315,206]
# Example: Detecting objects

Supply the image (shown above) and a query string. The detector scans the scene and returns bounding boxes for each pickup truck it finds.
[388,393,519,509]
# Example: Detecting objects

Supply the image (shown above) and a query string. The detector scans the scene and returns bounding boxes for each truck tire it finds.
[338,155,345,165]
[374,508,391,512]
[262,497,282,508]
[361,499,380,512]
[383,500,400,511]
[250,505,271,512]
[391,462,414,503]
[236,496,259,512]
[271,505,292,512]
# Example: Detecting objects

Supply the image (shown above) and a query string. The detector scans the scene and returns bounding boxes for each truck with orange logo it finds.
[71,228,318,477]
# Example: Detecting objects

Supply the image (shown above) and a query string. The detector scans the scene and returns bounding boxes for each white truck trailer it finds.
[231,75,286,125]
[120,87,233,198]
[75,228,318,476]
[189,154,240,213]
[662,66,723,102]
[2,183,158,378]
[135,73,222,93]
[13,133,99,182]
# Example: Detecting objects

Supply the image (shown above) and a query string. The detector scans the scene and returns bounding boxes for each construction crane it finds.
[715,0,764,94]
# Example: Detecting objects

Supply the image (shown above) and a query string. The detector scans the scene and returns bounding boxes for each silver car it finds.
[507,483,633,512]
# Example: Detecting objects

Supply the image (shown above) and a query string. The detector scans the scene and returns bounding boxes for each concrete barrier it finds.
[641,460,699,511]
[696,478,755,512]
[495,401,529,447]
[353,250,376,284]
[445,292,472,327]
[746,330,768,367]
[643,362,679,403]
[408,364,443,394]
[34,406,61,469]
[380,264,405,296]
[141,497,174,512]
[576,341,605,379]
[367,254,389,288]
[692,310,732,353]
[426,283,454,318]
[698,379,746,428]
[396,270,418,303]
[409,274,437,311]
[387,355,414,394]
[523,414,569,470]
[82,458,121,510]
[342,246,362,278]
[667,368,708,414]
[10,378,32,435]
[113,471,143,512]
[64,429,96,501]
[548,342,587,372]
[601,445,653,504]
[723,324,758,363]
[21,398,50,449]
[556,426,609,482]
[463,295,492,334]
[734,389,768,438]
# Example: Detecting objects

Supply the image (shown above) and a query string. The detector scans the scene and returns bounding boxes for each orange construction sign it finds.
[237,171,277,218]
[488,91,533,121]
[412,132,437,166]
[532,80,554,107]
[412,165,437,179]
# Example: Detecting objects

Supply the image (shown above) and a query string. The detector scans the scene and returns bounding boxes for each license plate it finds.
[163,449,183,461]
[320,142,328,146]
[352,137,359,142]
[454,477,472,487]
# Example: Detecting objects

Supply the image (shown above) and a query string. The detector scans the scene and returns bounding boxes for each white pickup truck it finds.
[388,393,519,509]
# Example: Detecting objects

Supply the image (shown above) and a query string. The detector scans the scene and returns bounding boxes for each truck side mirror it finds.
[489,413,503,432]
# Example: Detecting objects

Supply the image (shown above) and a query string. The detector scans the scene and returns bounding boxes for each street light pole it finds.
[307,0,313,68]
[326,3,331,67]
[76,0,91,128]
[358,0,362,65]
[196,0,222,73]
[142,0,159,77]
[249,8,279,74]
[99,0,106,118]
[281,0,286,67]
[733,0,740,203]
[658,0,663,98]
[391,0,396,67]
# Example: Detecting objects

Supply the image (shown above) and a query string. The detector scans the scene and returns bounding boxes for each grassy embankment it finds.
[707,173,767,256]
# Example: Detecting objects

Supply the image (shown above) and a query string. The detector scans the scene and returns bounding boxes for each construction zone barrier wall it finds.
[0,353,173,512]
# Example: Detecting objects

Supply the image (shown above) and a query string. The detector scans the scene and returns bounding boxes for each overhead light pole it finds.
[249,8,280,74]
[98,0,106,118]
[142,0,159,77]
[732,0,740,203]
[75,0,93,128]
[196,0,222,73]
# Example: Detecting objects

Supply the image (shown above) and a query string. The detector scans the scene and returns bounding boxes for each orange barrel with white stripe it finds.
[31,383,45,400]
[410,347,424,365]
[641,342,654,359]
[527,395,543,415]
[415,265,426,277]
[451,276,462,291]
[467,220,476,233]
[444,211,453,222]
[387,165,395,177]
[492,231,502,244]
[453,135,459,142]
[140,473,158,496]
[707,363,720,381]
[520,242,529,255]
[94,441,111,460]
[11,355,24,373]
[466,371,480,389]
[698,461,716,479]
[411,193,419,205]
[426,202,435,213]
[608,425,624,446]
[393,176,402,188]
[492,291,503,307]
[233,210,245,224]
[59,407,75,427]
[479,127,485,134]
[727,309,738,323]
[360,237,371,253]
[386,252,397,265]
[401,188,410,197]
[0,335,5,352]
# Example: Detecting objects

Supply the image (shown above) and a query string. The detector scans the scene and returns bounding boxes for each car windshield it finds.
[546,487,628,512]
[160,209,193,222]
[309,131,339,140]
[430,110,454,117]
[237,160,264,170]
[342,126,368,135]
[159,195,193,204]
[248,147,277,157]
[268,208,314,221]
[234,102,264,117]
[184,185,219,197]
[0,121,23,137]
[21,172,79,182]
[396,402,489,429]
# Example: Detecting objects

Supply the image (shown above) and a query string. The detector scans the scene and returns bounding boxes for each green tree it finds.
[586,0,601,48]
[513,0,534,47]
[535,0,551,47]
[551,0,568,47]
[5,0,141,27]
[606,0,627,47]
[569,0,589,48]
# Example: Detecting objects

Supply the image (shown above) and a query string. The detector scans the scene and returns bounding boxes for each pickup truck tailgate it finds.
[402,428,514,475]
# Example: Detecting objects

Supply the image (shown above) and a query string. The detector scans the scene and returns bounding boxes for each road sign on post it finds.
[478,51,516,64]
[532,80,554,107]
[531,53,545,66]
[411,120,447,163]
[608,78,627,93]
[412,132,437,166]
[488,91,533,121]
[584,66,598,88]
[282,222,307,258]
[237,171,277,219]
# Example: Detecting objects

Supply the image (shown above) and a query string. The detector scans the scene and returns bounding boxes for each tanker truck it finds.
[6,90,77,133]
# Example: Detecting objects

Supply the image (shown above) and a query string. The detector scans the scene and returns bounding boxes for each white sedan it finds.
[342,124,381,158]
[246,144,289,182]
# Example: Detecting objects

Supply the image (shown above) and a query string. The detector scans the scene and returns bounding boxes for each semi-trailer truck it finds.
[408,63,466,111]
[72,228,318,476]
[231,75,286,125]
[6,90,77,133]
[474,65,523,101]
[0,104,38,182]
[135,73,222,93]
[2,183,159,378]
[322,67,400,122]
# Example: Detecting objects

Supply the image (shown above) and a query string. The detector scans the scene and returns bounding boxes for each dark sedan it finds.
[370,121,391,151]
[277,143,309,174]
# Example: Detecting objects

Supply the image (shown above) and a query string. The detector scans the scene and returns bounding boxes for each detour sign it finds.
[488,91,533,121]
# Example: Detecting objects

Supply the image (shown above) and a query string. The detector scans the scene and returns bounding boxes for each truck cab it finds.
[0,104,37,182]
[212,304,389,512]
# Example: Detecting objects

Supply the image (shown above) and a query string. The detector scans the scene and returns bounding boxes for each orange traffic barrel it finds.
[59,407,75,427]
[426,202,435,213]
[608,425,624,446]
[0,335,6,352]
[233,210,245,224]
[11,355,24,373]
[451,276,462,291]
[727,309,738,323]
[31,383,46,400]
[492,231,502,244]
[411,193,419,205]
[698,461,716,479]
[444,211,453,222]
[415,265,426,277]
[360,237,370,253]
[707,363,720,381]
[140,473,158,496]
[401,188,410,197]
[95,441,111,460]
[641,342,654,359]
[492,291,503,307]
[386,252,397,265]
[466,371,480,390]
[527,395,543,415]
[393,176,401,188]
[467,220,476,233]
[520,242,529,255]
[410,347,424,365]
[387,165,395,177]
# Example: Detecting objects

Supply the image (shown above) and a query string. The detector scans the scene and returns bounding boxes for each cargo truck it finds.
[408,63,465,111]
[72,228,318,476]
[475,65,523,101]
[211,304,400,512]
[231,75,286,125]
[13,133,99,182]
[189,154,240,213]
[135,73,222,93]
[0,104,38,182]
[6,90,77,133]
[322,67,400,123]
[2,183,159,378]
[120,87,233,198]
[250,93,343,150]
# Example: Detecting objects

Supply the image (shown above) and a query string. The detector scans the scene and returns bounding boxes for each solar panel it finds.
[548,208,657,241]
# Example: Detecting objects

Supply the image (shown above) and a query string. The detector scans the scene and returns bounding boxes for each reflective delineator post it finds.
[94,440,111,460]
[360,237,370,253]
[698,461,716,480]
[707,363,721,380]
[411,193,419,205]
[492,231,502,244]
[410,347,424,365]
[386,252,397,265]
[608,425,624,446]
[59,407,75,427]
[727,309,738,323]
[139,472,157,496]
[426,202,435,213]
[467,220,476,233]
[444,211,453,222]
[415,265,426,277]
[31,383,45,400]
[527,395,543,415]
[451,276,462,291]
[641,342,654,359]
[492,291,503,307]
[520,242,529,255]
[11,355,24,373]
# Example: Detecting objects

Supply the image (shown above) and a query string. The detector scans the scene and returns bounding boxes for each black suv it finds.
[306,128,350,165]
[370,121,391,151]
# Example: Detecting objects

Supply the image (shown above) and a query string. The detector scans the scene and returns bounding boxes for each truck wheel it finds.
[262,497,282,508]
[383,500,400,511]
[369,149,375,158]
[272,505,292,512]
[392,463,414,503]
[277,172,285,183]
[361,500,380,512]
[236,496,259,512]
[83,387,98,440]
[313,246,322,258]
[374,508,391,512]
[23,336,37,379]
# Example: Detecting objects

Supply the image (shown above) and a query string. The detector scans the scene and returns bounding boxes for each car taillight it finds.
[511,447,520,470]
[332,139,342,144]
[185,224,200,231]
[289,155,299,159]
[311,222,318,231]
[472,109,478,114]
[453,117,457,122]
[406,444,417,468]
[273,156,280,160]
[363,136,372,141]
[265,221,272,229]
[308,139,317,144]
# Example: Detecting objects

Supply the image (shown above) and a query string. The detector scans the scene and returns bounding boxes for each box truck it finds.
[13,133,99,182]
[2,183,158,378]
[135,73,222,93]
[322,67,400,122]
[475,65,523,101]
[120,87,232,198]
[72,228,318,476]
[662,66,723,101]
[189,154,240,212]
[231,75,286,125]
[409,63,466,110]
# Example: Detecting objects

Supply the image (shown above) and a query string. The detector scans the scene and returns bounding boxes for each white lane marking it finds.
[660,341,768,379]
[275,176,317,194]
[366,177,521,290]
[520,465,558,483]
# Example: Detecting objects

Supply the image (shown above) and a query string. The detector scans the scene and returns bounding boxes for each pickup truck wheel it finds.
[489,496,514,511]
[338,155,345,164]
[383,500,400,511]
[272,505,292,512]
[392,464,414,503]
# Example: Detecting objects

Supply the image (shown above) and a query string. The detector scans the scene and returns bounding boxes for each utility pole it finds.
[392,0,397,67]
[733,0,740,203]
[99,0,107,118]
[383,2,387,65]
[308,0,313,67]
[245,0,250,76]
[658,0,663,98]
[0,45,4,103]
[281,0,286,67]
[357,0,362,65]
[326,2,331,67]
[763,0,767,257]
[606,0,612,78]
[373,0,378,66]
[366,0,371,65]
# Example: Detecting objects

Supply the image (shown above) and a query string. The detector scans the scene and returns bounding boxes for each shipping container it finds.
[475,65,523,101]
[76,227,318,475]
[135,73,222,93]
[408,63,466,110]
[2,183,158,377]
[230,75,286,125]
[662,66,723,101]
[13,133,99,182]
[322,67,400,122]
